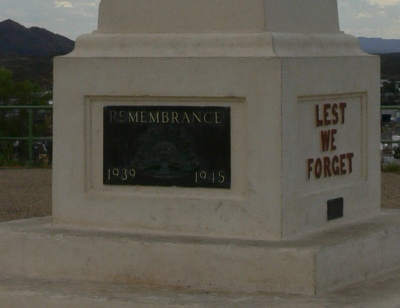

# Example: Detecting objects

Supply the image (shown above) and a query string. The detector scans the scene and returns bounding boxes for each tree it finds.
[381,80,399,95]
[0,66,50,106]
[0,67,13,105]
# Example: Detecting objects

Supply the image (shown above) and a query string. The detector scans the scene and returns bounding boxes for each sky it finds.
[0,0,399,40]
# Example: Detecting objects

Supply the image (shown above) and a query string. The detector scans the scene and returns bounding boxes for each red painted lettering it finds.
[320,129,337,152]
[331,129,337,151]
[331,103,339,125]
[307,159,314,180]
[315,158,322,179]
[339,102,347,124]
[332,155,340,175]
[320,130,331,152]
[340,154,346,175]
[315,102,347,127]
[323,104,331,125]
[324,156,332,177]
[347,152,354,174]
[307,153,354,179]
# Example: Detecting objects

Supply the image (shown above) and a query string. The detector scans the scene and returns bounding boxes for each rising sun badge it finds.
[132,126,200,179]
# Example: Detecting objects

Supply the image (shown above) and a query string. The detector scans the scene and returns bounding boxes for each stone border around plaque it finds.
[84,96,246,197]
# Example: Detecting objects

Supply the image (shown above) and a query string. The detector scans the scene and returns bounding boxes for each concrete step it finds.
[1,212,400,296]
[0,269,400,308]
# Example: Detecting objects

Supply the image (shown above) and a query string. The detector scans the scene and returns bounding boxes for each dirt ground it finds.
[381,172,400,209]
[0,169,52,222]
[0,169,399,222]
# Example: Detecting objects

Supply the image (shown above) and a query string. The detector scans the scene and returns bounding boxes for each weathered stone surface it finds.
[1,213,400,295]
[97,0,340,34]
[1,268,400,307]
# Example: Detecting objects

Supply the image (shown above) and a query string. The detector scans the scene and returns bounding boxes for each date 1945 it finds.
[195,171,225,184]
[106,168,227,185]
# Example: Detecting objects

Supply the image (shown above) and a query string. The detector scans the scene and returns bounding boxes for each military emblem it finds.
[133,126,200,179]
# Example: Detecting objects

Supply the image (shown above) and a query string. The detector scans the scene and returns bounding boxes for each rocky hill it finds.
[0,19,74,56]
[0,19,75,90]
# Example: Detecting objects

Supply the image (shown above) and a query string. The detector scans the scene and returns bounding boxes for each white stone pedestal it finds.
[53,0,381,241]
[1,0,398,296]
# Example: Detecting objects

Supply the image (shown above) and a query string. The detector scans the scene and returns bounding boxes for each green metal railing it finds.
[0,105,53,166]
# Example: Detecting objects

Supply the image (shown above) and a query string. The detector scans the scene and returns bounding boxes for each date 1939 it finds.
[107,168,136,181]
[106,168,227,186]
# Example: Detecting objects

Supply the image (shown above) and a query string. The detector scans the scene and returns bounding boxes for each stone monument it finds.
[1,0,400,296]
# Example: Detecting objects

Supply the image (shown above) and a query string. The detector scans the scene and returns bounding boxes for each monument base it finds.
[1,269,400,307]
[1,211,400,295]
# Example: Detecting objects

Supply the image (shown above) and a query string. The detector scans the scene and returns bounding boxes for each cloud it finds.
[338,0,400,38]
[356,12,374,18]
[368,0,400,6]
[54,1,73,8]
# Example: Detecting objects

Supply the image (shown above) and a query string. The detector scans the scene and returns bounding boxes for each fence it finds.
[0,105,53,166]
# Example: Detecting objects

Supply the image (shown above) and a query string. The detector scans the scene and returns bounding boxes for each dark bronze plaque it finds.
[327,197,344,221]
[103,106,231,188]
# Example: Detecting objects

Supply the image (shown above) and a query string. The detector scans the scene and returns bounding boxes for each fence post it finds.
[28,109,33,166]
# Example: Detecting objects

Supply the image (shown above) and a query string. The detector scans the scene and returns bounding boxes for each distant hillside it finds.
[359,37,400,54]
[0,19,74,56]
[0,56,53,90]
[0,20,75,90]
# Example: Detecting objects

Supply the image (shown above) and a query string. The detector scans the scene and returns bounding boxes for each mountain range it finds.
[0,19,74,56]
[358,37,400,54]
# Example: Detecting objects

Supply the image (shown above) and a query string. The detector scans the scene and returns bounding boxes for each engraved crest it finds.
[133,126,200,179]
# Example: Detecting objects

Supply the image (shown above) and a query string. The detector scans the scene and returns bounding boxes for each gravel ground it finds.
[381,172,400,209]
[0,169,399,222]
[0,169,52,222]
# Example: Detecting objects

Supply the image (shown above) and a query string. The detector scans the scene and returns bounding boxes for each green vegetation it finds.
[0,67,52,167]
[0,56,54,90]
[381,162,400,173]
[381,53,400,81]
[382,80,399,95]
[380,54,400,106]
[0,67,52,105]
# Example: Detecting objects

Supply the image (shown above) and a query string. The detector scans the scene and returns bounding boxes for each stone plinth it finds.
[53,0,380,241]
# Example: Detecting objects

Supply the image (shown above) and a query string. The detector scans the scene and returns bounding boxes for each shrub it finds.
[381,162,400,173]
